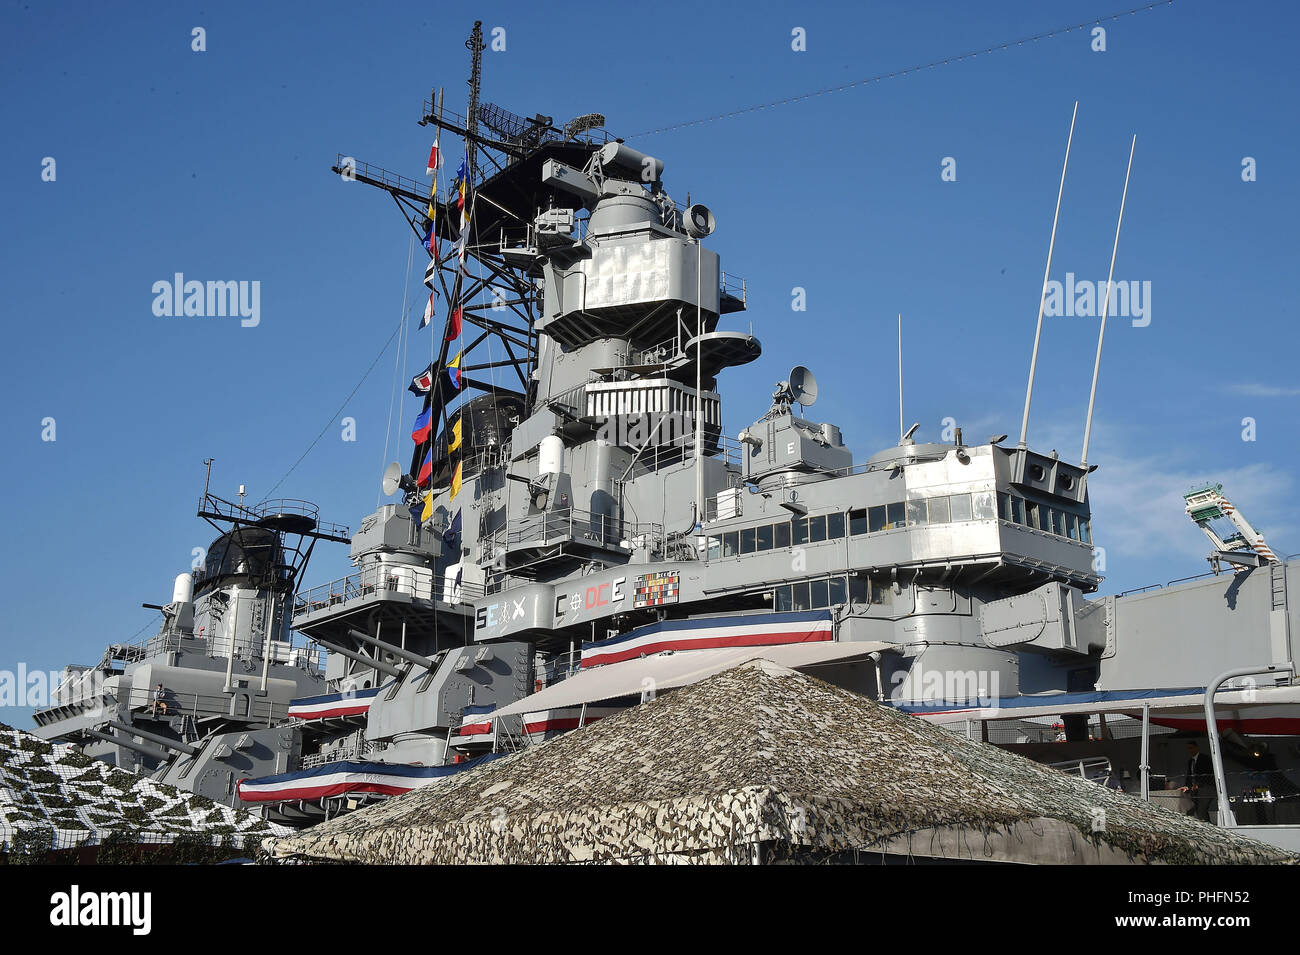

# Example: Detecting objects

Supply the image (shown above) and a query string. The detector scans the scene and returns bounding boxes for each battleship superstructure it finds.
[31,481,349,806]
[35,23,1299,849]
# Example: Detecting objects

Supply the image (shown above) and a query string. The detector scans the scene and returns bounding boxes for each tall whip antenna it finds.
[1080,134,1137,468]
[1018,101,1078,450]
[897,314,904,443]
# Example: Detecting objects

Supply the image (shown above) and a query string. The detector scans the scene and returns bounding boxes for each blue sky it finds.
[1,0,1296,723]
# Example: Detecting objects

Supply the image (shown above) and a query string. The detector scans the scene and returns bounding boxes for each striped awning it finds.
[906,684,1300,734]
[489,639,888,718]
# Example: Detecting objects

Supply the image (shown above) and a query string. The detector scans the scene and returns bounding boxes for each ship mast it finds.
[464,21,485,184]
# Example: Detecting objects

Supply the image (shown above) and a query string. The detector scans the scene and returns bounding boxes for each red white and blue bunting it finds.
[237,755,500,804]
[286,686,383,721]
[579,610,833,669]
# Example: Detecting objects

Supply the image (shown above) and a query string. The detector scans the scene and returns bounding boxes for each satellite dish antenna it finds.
[788,365,818,408]
[684,204,716,238]
[382,462,415,498]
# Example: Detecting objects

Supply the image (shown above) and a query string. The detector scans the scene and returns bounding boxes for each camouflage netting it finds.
[0,723,287,858]
[271,661,1295,865]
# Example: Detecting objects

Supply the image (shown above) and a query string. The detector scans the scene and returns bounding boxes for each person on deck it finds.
[1179,740,1215,821]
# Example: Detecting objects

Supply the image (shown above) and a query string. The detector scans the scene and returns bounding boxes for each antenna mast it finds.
[464,21,485,183]
[897,314,904,443]
[1018,101,1078,450]
[1080,134,1137,468]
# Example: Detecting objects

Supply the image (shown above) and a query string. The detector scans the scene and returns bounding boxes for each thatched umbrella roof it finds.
[0,723,286,858]
[271,661,1293,865]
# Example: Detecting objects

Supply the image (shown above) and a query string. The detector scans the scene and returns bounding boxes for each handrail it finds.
[1166,571,1218,587]
[720,271,747,306]
[1118,566,1262,598]
[117,686,292,724]
[1204,663,1296,827]
[1118,583,1164,597]
[110,627,323,671]
[482,506,662,552]
[294,564,485,618]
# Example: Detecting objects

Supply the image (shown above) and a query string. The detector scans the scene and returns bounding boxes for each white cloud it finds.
[1019,417,1296,588]
[1089,457,1294,568]
[1225,383,1300,398]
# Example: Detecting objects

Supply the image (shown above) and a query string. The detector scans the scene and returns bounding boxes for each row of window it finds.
[772,575,892,613]
[996,492,1092,543]
[705,490,1091,560]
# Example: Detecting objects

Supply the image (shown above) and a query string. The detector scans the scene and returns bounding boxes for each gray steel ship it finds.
[35,22,1300,850]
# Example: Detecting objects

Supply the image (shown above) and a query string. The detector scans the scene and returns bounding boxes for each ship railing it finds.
[115,627,324,673]
[538,649,583,685]
[1116,569,1232,598]
[627,336,678,368]
[1144,767,1300,825]
[109,634,171,661]
[195,493,350,540]
[333,154,427,200]
[720,271,747,307]
[294,566,485,618]
[625,433,743,481]
[252,498,319,521]
[1047,756,1116,784]
[492,713,531,754]
[482,507,662,553]
[299,736,376,769]
[119,686,291,725]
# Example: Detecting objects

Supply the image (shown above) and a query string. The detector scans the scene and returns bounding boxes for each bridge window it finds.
[849,575,870,604]
[928,496,951,524]
[998,492,1012,521]
[950,493,973,522]
[869,505,887,532]
[774,521,791,548]
[828,511,846,539]
[1010,496,1024,524]
[1051,509,1066,537]
[886,502,907,528]
[828,576,847,605]
[707,535,721,559]
[849,508,868,535]
[809,515,827,542]
[756,524,773,551]
[775,584,792,611]
[1065,513,1080,540]
[906,500,927,526]
[740,527,756,554]
[1081,519,1092,544]
[792,516,809,545]
[722,531,738,557]
[1023,499,1040,529]
[774,576,852,612]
